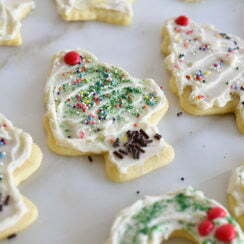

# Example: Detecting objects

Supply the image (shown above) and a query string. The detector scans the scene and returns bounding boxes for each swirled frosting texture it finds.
[228,165,244,217]
[164,18,244,114]
[108,187,244,243]
[0,0,34,42]
[0,113,32,231]
[45,50,169,173]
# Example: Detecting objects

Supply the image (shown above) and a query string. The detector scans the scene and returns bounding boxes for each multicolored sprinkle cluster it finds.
[170,16,244,105]
[54,52,161,140]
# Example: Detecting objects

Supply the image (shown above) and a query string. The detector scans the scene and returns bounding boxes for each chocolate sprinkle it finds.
[113,151,123,159]
[112,138,120,148]
[88,156,93,162]
[118,149,128,155]
[177,111,183,117]
[154,134,162,140]
[139,129,149,139]
[135,145,145,153]
[7,234,17,240]
[4,195,10,206]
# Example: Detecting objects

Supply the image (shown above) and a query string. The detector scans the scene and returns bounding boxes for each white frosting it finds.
[0,113,33,232]
[164,18,244,116]
[228,165,244,217]
[0,0,35,41]
[55,0,132,16]
[108,187,244,243]
[45,50,170,173]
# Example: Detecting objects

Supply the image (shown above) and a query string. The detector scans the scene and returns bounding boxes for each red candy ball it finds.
[64,51,81,65]
[175,15,189,26]
[207,207,227,220]
[198,220,214,236]
[215,224,236,242]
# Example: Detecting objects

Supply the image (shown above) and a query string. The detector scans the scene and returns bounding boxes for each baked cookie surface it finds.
[0,0,35,46]
[162,16,244,133]
[0,113,42,239]
[228,165,244,229]
[108,187,244,243]
[54,0,134,25]
[44,50,174,182]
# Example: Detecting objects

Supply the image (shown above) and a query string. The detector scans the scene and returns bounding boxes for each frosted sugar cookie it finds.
[44,50,174,182]
[0,113,42,239]
[0,0,35,46]
[108,187,244,243]
[54,0,134,26]
[162,16,244,133]
[228,165,244,229]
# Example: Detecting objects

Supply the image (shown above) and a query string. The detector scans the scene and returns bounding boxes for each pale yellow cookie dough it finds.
[54,0,135,26]
[228,195,244,229]
[0,144,42,240]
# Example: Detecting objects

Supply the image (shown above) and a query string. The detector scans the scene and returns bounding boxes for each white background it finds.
[0,0,244,243]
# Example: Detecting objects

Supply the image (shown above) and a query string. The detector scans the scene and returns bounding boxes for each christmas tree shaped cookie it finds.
[0,0,35,46]
[54,0,134,26]
[108,187,244,243]
[162,16,244,133]
[44,50,174,182]
[228,165,244,229]
[0,113,42,239]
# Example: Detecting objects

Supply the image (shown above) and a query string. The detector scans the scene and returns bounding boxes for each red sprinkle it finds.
[93,95,100,105]
[174,27,183,33]
[198,220,214,236]
[183,42,189,48]
[76,103,87,112]
[175,16,189,26]
[64,51,81,66]
[79,132,85,139]
[197,95,205,100]
[196,75,203,81]
[207,207,227,220]
[215,224,236,242]
[186,30,193,35]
